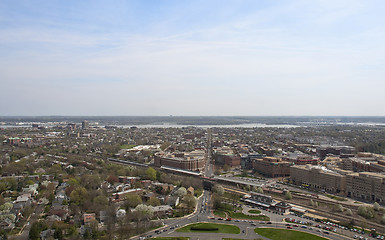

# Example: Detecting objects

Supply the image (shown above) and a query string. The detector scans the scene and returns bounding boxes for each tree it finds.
[285,191,292,200]
[147,197,160,206]
[346,208,353,216]
[135,204,154,221]
[183,195,197,210]
[54,228,63,240]
[29,221,47,240]
[336,204,344,212]
[94,195,108,207]
[124,195,142,209]
[176,187,187,198]
[358,206,375,219]
[160,142,171,150]
[256,187,264,194]
[146,167,157,181]
[213,185,224,196]
[374,202,380,211]
[70,187,88,208]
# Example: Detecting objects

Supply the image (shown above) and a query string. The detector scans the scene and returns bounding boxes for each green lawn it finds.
[150,238,189,240]
[248,209,261,214]
[254,228,328,240]
[214,210,227,218]
[176,222,240,234]
[229,212,269,221]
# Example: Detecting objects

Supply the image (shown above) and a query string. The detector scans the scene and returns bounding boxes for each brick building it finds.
[290,165,346,194]
[346,172,385,203]
[252,157,292,178]
[154,150,205,171]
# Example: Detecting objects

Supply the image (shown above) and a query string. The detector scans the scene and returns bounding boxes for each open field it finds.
[176,222,240,234]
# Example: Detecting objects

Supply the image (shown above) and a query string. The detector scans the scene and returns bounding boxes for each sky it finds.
[0,0,384,116]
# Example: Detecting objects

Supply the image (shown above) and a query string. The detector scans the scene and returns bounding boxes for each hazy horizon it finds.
[1,0,384,116]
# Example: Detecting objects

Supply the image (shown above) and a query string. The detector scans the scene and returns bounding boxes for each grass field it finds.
[214,210,227,218]
[248,209,261,214]
[254,228,328,240]
[176,222,240,234]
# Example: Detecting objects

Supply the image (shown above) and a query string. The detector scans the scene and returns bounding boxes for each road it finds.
[14,203,45,240]
[132,189,353,240]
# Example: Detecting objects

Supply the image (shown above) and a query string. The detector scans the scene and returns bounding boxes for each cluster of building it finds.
[290,152,385,203]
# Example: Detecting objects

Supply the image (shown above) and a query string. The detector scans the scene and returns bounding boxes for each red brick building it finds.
[154,150,205,171]
[252,157,292,178]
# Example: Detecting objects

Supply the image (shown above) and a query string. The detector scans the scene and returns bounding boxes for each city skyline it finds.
[1,0,385,116]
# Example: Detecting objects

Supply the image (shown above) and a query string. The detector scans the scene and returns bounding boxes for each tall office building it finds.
[82,120,89,130]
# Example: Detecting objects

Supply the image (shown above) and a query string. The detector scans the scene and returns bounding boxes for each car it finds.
[218,218,223,220]
[235,220,240,222]
[259,221,265,224]
[242,230,245,233]
[267,222,272,224]
[287,226,293,229]
[251,223,257,226]
[293,225,298,227]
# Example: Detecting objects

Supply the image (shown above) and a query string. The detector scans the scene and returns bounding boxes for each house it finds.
[111,188,143,202]
[83,213,96,225]
[99,211,108,225]
[187,186,194,195]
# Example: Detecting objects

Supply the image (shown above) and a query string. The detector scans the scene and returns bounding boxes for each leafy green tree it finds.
[346,208,353,216]
[336,204,344,212]
[374,202,380,211]
[29,221,47,240]
[146,167,157,181]
[147,197,160,206]
[256,186,264,194]
[135,204,154,221]
[176,187,187,198]
[213,185,224,196]
[54,228,63,240]
[70,187,88,207]
[124,194,142,209]
[183,195,197,210]
[285,191,292,200]
[94,195,108,207]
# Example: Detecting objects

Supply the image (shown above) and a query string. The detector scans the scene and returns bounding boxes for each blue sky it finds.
[1,0,384,116]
